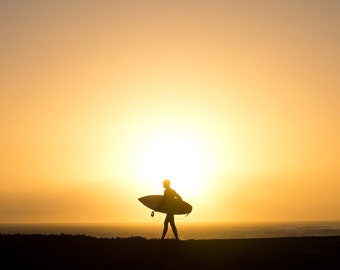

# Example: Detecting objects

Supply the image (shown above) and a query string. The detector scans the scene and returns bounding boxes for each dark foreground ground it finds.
[1,235,340,270]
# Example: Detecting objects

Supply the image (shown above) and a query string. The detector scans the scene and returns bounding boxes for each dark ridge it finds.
[1,234,340,269]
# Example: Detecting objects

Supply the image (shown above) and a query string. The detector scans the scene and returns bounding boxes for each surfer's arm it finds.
[174,191,182,201]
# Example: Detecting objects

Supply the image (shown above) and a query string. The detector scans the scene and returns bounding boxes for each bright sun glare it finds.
[132,128,214,198]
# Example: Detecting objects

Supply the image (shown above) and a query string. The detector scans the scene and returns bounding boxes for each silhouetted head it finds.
[162,179,171,189]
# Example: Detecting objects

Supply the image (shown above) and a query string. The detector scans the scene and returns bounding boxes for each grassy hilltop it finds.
[1,234,340,269]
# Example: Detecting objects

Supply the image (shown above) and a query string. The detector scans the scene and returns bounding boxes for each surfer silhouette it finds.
[161,179,182,240]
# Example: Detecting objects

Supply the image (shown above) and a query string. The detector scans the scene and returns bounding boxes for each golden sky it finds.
[1,0,339,223]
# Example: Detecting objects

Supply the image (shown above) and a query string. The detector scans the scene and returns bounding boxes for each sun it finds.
[132,127,214,198]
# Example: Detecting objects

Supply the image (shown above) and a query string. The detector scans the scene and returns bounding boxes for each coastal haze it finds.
[1,0,339,224]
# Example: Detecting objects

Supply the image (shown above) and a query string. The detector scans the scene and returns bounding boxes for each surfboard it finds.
[138,195,192,215]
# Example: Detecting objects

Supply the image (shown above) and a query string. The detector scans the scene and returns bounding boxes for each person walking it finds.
[161,179,182,240]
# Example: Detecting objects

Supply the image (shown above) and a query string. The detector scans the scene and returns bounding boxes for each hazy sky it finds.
[1,0,339,223]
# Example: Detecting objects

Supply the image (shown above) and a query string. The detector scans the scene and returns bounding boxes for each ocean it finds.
[1,221,340,240]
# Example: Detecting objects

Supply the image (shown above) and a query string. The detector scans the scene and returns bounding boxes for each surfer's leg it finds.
[169,215,179,240]
[161,215,170,239]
